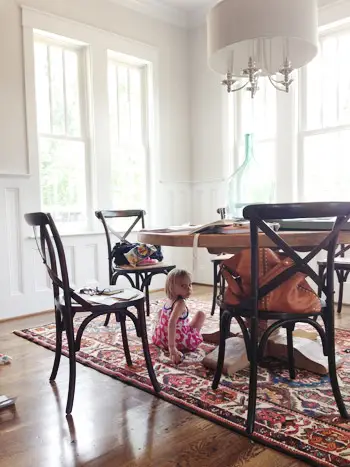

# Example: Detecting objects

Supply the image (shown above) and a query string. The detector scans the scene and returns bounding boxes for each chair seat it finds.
[113,262,175,273]
[217,297,325,320]
[60,287,144,310]
[211,254,233,264]
[318,258,350,269]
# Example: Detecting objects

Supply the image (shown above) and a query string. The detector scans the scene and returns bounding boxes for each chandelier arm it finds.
[230,80,250,92]
[268,75,288,93]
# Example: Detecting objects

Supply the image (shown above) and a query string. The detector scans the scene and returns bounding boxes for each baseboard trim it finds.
[0,309,54,324]
[193,282,213,287]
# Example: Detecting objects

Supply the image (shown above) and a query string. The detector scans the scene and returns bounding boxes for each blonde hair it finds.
[165,268,192,300]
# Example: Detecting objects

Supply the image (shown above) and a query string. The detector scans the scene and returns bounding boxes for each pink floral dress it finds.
[152,300,203,352]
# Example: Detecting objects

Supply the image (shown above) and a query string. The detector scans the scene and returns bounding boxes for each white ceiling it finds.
[160,0,215,12]
[111,0,345,29]
[161,0,337,11]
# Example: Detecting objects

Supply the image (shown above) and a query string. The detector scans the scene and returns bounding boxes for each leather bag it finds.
[220,248,321,313]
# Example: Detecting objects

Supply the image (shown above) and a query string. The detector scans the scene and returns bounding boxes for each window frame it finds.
[33,33,93,231]
[107,52,152,216]
[22,6,159,234]
[298,22,350,202]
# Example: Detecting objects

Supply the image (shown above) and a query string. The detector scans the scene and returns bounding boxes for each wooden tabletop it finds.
[138,229,350,254]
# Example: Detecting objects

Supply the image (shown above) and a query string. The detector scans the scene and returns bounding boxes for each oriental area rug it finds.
[14,299,350,467]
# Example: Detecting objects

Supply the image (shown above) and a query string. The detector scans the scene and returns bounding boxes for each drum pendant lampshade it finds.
[207,0,318,77]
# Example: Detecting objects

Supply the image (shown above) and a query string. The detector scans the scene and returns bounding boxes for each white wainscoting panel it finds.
[0,178,195,320]
[1,174,349,319]
[82,244,99,286]
[5,187,24,295]
[33,245,51,292]
[64,246,77,289]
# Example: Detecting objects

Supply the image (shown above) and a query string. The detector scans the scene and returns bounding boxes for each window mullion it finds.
[141,65,151,220]
[62,49,68,135]
[47,46,53,134]
[90,44,112,212]
[78,47,92,229]
[276,86,296,202]
[116,64,120,144]
[320,40,324,128]
[336,36,340,124]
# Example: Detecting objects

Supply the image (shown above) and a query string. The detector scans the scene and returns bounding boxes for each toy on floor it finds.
[0,395,16,410]
[0,354,12,365]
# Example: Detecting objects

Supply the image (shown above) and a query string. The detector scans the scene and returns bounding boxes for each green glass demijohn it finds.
[227,133,275,219]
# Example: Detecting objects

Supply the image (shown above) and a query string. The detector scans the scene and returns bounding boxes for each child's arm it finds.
[168,300,186,364]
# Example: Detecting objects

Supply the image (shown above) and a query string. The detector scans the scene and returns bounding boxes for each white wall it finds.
[189,25,228,284]
[0,0,192,319]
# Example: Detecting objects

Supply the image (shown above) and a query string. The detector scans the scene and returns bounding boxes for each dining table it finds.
[138,226,350,375]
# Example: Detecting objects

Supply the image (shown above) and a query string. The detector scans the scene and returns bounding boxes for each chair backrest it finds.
[336,244,350,258]
[95,210,146,282]
[217,207,226,220]
[24,212,87,311]
[243,202,350,315]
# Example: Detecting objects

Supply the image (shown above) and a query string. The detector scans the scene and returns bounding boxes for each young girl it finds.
[152,269,205,364]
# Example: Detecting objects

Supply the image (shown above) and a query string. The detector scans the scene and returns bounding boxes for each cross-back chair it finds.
[24,212,160,415]
[212,202,350,434]
[318,243,350,314]
[95,210,175,324]
[210,207,233,315]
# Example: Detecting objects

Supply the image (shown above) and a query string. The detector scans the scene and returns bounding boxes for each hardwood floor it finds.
[1,285,348,467]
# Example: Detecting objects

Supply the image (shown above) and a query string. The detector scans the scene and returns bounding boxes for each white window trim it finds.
[22,6,160,232]
[34,35,92,231]
[298,21,350,201]
[107,53,153,215]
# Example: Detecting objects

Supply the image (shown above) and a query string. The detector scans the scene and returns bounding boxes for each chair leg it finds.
[318,265,326,297]
[137,301,161,393]
[219,272,225,296]
[337,275,344,314]
[105,273,128,326]
[286,324,296,380]
[246,316,259,435]
[212,309,232,389]
[50,309,63,381]
[211,263,219,316]
[119,312,132,366]
[135,273,141,290]
[64,314,77,415]
[326,314,349,418]
[103,314,111,327]
[145,275,151,317]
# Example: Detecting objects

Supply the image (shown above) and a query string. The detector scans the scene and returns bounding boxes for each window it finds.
[299,27,350,201]
[231,77,277,201]
[28,18,156,234]
[108,56,149,210]
[34,34,89,229]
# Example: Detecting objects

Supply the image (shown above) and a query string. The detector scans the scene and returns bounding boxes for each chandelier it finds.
[207,0,318,98]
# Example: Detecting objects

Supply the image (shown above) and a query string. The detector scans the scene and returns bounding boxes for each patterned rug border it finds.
[13,320,350,467]
[13,299,350,467]
[13,323,328,467]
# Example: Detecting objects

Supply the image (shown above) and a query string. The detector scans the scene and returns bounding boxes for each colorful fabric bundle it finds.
[111,242,163,267]
[124,243,157,267]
